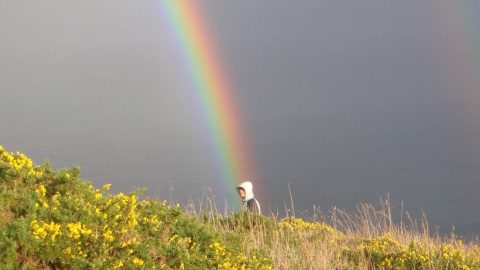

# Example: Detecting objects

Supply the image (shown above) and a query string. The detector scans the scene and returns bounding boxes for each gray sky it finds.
[2,1,480,235]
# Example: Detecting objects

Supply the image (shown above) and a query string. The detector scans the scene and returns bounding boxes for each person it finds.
[236,181,261,214]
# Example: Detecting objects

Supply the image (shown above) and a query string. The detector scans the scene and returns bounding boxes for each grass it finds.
[1,145,479,269]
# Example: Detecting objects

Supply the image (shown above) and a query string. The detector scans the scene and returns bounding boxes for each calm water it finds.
[4,124,480,240]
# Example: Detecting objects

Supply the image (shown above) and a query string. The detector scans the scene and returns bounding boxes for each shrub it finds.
[1,145,479,269]
[0,146,272,269]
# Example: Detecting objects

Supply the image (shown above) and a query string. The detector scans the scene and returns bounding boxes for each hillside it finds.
[1,146,479,269]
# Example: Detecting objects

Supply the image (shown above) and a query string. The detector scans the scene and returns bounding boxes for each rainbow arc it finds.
[159,0,259,209]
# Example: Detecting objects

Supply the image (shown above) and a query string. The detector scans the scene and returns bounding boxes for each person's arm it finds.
[247,198,261,214]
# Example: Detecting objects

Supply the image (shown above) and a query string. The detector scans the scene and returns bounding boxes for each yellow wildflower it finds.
[133,257,144,266]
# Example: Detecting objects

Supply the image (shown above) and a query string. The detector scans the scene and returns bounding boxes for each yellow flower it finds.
[34,227,47,240]
[112,261,124,269]
[36,185,47,197]
[133,257,144,266]
[103,229,114,242]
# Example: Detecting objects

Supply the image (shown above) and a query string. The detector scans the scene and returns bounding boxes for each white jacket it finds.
[236,181,261,214]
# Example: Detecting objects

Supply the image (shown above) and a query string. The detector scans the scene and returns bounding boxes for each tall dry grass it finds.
[183,190,479,269]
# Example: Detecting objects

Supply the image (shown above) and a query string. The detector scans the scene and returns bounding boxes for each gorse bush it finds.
[0,146,271,269]
[1,145,479,269]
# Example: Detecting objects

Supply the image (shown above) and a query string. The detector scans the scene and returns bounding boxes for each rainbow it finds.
[157,0,258,209]
[429,3,480,148]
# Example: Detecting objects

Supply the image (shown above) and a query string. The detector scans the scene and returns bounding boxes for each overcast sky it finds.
[2,1,480,235]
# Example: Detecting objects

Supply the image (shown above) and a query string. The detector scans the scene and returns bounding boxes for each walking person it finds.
[236,181,261,214]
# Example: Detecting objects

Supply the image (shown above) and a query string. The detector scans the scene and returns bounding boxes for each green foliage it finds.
[0,146,272,269]
[221,211,276,232]
[1,145,479,269]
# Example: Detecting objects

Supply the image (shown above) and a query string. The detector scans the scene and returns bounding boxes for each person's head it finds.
[236,181,254,202]
[237,187,246,199]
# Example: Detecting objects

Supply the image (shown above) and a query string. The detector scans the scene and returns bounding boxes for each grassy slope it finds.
[1,146,479,269]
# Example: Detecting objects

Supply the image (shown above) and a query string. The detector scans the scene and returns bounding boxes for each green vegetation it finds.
[1,145,479,269]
